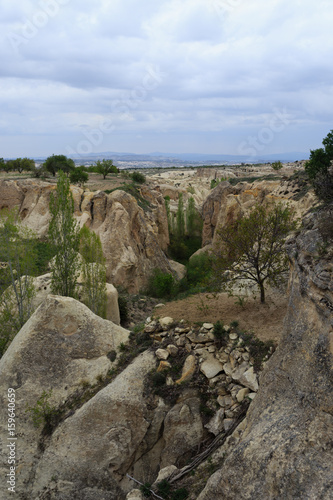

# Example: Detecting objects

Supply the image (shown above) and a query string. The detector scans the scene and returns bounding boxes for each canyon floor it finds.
[153,289,287,344]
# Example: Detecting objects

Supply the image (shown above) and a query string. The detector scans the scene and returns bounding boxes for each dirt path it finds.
[153,290,288,344]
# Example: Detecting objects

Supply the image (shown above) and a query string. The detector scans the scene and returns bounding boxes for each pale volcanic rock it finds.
[0,295,130,497]
[0,180,173,292]
[31,351,156,499]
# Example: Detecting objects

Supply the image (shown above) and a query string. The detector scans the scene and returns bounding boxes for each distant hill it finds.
[29,151,309,165]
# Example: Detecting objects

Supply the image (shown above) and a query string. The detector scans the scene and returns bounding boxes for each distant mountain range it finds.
[31,151,309,165]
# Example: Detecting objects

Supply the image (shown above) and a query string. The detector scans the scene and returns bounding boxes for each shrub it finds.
[213,320,227,346]
[146,269,177,298]
[25,390,59,429]
[131,171,146,183]
[186,253,213,287]
[271,161,283,170]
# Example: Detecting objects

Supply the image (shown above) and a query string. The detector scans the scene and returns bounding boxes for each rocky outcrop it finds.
[202,178,316,248]
[0,179,172,293]
[0,295,130,497]
[31,273,120,324]
[197,206,333,499]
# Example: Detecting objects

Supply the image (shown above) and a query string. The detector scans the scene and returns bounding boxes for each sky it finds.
[1,0,333,160]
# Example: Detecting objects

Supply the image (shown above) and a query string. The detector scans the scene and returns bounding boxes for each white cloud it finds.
[0,0,332,157]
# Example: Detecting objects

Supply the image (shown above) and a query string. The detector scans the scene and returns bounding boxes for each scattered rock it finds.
[176,355,197,384]
[200,355,224,379]
[155,348,170,360]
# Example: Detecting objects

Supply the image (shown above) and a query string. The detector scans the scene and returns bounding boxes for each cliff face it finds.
[202,178,316,248]
[0,180,171,293]
[198,206,333,499]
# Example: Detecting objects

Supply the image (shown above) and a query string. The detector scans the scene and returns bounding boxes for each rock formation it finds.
[0,179,172,292]
[197,206,333,499]
[0,295,130,497]
[202,177,316,249]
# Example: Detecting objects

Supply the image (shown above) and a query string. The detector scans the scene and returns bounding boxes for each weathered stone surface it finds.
[236,387,250,403]
[187,331,214,343]
[0,179,173,293]
[167,344,179,357]
[200,355,224,379]
[161,395,204,468]
[155,349,170,360]
[31,351,156,499]
[168,259,187,280]
[126,490,144,500]
[205,408,225,436]
[152,465,178,486]
[0,295,131,498]
[236,366,259,392]
[198,208,333,500]
[159,317,174,330]
[30,273,121,325]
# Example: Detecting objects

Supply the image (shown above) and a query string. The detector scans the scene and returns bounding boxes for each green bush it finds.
[146,269,178,298]
[186,253,213,287]
[213,320,228,346]
[25,390,59,429]
[131,171,146,183]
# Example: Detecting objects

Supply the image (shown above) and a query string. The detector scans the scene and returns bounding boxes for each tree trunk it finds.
[260,283,265,303]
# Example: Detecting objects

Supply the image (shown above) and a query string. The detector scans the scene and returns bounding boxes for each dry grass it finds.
[154,290,288,344]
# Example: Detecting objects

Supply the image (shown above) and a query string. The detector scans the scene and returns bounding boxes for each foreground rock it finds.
[197,207,333,499]
[0,296,130,497]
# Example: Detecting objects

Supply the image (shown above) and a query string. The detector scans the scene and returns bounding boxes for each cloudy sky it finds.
[1,0,333,159]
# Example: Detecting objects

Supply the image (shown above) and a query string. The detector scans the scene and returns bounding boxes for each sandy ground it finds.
[153,290,289,344]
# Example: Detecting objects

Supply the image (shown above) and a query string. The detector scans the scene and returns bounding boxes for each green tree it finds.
[0,158,5,171]
[0,210,36,355]
[215,203,297,303]
[79,226,107,317]
[95,159,117,179]
[176,193,185,239]
[44,154,75,177]
[305,130,333,203]
[49,171,81,297]
[70,167,89,186]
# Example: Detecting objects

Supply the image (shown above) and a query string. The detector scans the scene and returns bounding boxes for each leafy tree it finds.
[70,167,89,186]
[79,226,107,317]
[176,193,185,239]
[44,154,75,177]
[95,159,117,179]
[5,157,35,173]
[215,203,297,303]
[271,161,283,171]
[305,130,333,203]
[0,210,36,355]
[49,171,81,298]
[0,158,5,171]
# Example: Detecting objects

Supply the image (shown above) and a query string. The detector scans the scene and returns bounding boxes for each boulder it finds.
[175,355,197,384]
[161,395,204,468]
[0,295,130,497]
[31,273,120,325]
[168,259,187,280]
[200,355,224,379]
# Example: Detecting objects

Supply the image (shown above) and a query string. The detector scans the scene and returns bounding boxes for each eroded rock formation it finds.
[197,206,333,499]
[0,179,172,292]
